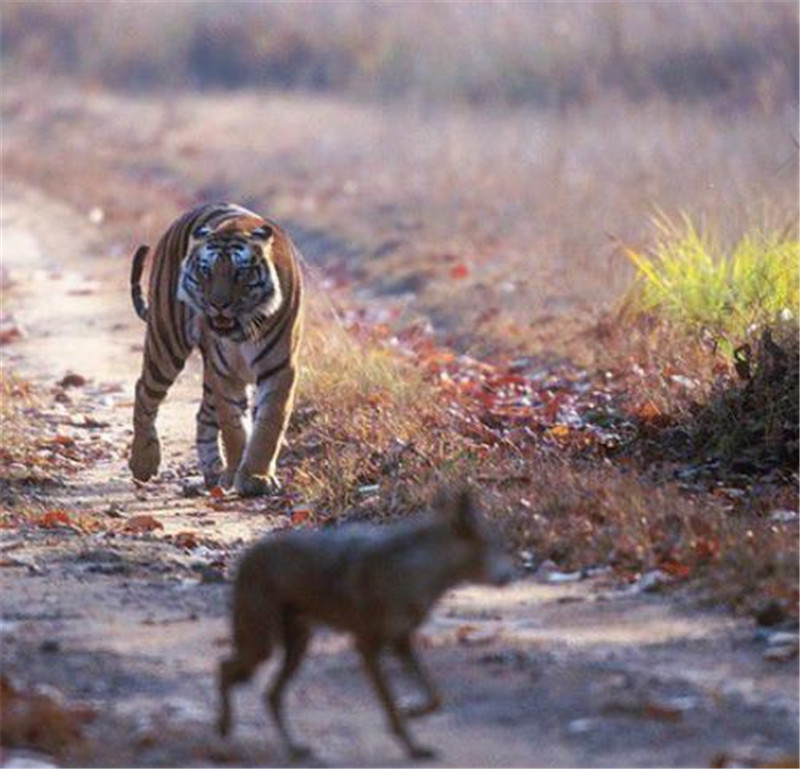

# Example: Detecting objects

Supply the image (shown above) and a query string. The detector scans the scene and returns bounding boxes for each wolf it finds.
[217,488,515,760]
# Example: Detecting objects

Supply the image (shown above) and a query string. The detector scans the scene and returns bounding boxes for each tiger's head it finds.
[177,218,283,342]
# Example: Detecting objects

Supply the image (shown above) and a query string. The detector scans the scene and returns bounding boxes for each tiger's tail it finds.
[131,244,149,321]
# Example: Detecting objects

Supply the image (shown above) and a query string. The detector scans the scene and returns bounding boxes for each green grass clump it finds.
[625,214,799,346]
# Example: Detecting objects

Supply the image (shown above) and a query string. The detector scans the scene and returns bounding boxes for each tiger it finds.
[129,202,303,497]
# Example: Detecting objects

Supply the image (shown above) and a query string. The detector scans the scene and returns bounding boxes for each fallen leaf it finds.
[290,507,313,526]
[635,400,662,421]
[602,697,683,722]
[759,757,800,768]
[711,752,800,768]
[78,416,109,429]
[174,531,200,550]
[0,326,23,345]
[48,435,76,448]
[658,559,691,579]
[38,511,73,529]
[0,675,95,754]
[124,514,164,533]
[756,600,787,627]
[763,643,799,662]
[209,486,225,500]
[692,537,721,562]
[455,624,498,646]
[450,263,470,279]
[57,373,87,389]
[642,702,684,722]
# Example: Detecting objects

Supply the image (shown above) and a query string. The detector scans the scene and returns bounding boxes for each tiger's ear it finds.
[251,224,273,241]
[192,225,211,239]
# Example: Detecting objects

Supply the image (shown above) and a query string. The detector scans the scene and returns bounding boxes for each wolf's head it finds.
[435,487,515,587]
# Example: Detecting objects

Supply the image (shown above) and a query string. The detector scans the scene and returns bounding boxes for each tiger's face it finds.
[177,221,282,341]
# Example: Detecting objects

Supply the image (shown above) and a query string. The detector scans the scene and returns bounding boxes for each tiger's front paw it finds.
[219,467,237,490]
[129,432,161,482]
[203,469,223,490]
[234,468,281,497]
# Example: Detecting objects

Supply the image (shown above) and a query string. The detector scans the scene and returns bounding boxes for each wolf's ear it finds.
[454,488,481,538]
[436,487,480,538]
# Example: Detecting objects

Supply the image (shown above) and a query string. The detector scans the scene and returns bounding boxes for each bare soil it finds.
[1,183,798,769]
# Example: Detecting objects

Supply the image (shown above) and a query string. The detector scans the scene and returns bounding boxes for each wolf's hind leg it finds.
[265,612,312,759]
[217,654,259,738]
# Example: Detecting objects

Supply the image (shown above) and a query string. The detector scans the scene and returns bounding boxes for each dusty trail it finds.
[1,183,797,768]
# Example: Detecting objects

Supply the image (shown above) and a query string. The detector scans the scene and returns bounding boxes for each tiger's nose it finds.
[209,298,232,313]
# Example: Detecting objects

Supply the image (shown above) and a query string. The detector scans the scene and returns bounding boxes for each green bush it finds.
[625,214,799,346]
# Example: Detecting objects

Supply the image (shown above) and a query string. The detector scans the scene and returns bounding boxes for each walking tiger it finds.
[129,203,303,496]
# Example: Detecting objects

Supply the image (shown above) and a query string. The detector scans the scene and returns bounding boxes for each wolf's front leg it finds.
[393,636,442,718]
[358,641,436,760]
[234,365,296,497]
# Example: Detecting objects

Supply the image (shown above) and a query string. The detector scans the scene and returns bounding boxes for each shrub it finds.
[620,215,799,474]
[624,214,799,348]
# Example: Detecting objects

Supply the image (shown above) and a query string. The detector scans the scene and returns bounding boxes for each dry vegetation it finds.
[2,1,796,108]
[1,2,798,620]
[3,88,796,358]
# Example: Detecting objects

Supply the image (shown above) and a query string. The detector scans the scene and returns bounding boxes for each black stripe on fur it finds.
[131,245,149,321]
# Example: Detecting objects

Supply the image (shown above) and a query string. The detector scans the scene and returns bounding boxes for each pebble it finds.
[567,717,597,735]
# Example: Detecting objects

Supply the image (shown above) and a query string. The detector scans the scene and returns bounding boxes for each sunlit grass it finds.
[300,320,426,417]
[0,370,42,473]
[290,298,444,513]
[624,214,799,346]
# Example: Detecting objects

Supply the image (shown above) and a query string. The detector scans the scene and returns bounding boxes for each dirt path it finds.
[1,183,798,768]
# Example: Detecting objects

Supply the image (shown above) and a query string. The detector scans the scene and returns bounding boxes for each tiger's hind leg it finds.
[196,381,223,489]
[200,341,250,489]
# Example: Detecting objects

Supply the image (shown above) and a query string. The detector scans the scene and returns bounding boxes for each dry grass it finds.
[0,372,46,482]
[491,456,797,615]
[289,298,439,512]
[2,85,796,359]
[0,371,61,526]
